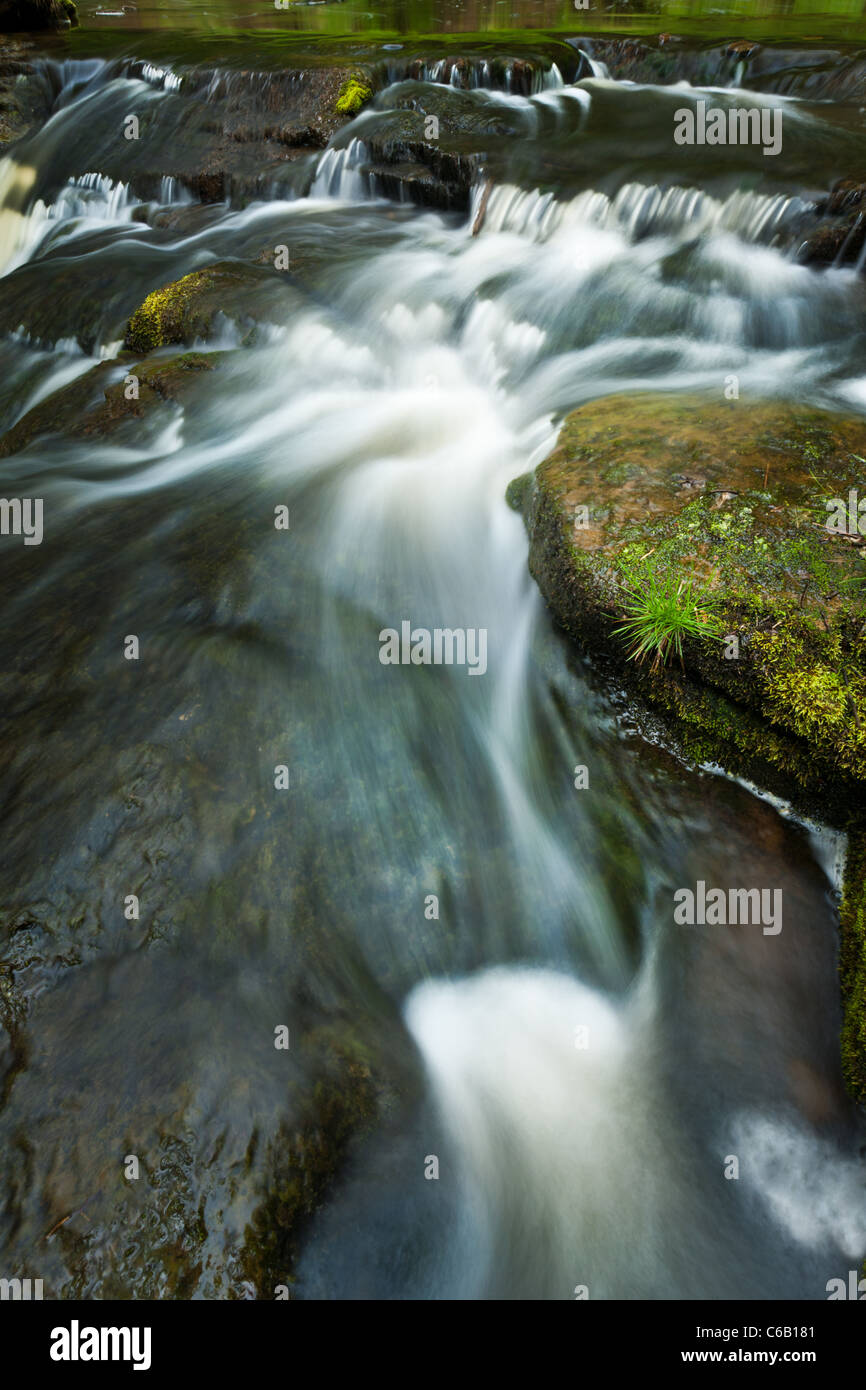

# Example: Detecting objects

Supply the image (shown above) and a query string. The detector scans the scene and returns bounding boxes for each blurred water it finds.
[0,51,865,1299]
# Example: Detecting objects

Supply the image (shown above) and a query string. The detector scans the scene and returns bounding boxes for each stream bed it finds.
[1,7,866,1299]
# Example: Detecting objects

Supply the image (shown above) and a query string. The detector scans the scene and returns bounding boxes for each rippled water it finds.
[1,41,865,1299]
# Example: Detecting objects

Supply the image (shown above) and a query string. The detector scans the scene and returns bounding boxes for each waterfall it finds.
[311,139,371,200]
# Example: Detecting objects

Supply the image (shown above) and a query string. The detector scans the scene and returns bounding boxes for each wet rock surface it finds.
[515,392,866,822]
[574,33,866,99]
[0,351,217,457]
[798,177,866,267]
[0,40,576,210]
[0,432,426,1294]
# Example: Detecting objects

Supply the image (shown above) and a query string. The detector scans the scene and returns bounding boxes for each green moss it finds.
[523,394,866,804]
[747,620,866,778]
[505,472,532,513]
[840,831,866,1105]
[335,77,372,115]
[643,667,818,786]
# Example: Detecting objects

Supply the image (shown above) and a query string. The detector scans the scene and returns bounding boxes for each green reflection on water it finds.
[72,0,866,42]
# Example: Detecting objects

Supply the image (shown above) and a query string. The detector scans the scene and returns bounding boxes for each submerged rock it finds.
[0,461,422,1295]
[0,352,217,457]
[0,943,412,1298]
[799,178,866,268]
[239,1027,383,1297]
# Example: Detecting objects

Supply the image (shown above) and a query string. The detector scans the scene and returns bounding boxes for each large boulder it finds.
[513,392,866,820]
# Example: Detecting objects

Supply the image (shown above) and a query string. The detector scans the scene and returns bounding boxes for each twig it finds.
[44,1214,73,1240]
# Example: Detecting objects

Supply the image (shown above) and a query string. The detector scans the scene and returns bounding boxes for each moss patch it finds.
[127,267,224,354]
[335,76,372,115]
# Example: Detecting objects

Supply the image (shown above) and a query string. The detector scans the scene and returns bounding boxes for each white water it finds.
[405,966,687,1298]
[733,1113,866,1259]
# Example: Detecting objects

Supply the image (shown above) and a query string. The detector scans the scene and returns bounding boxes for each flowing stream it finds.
[1,41,866,1299]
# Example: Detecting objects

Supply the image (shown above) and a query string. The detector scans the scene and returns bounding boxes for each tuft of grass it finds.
[612,568,720,672]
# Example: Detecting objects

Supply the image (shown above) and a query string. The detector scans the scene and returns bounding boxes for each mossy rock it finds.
[125,262,293,354]
[0,37,49,143]
[519,392,866,823]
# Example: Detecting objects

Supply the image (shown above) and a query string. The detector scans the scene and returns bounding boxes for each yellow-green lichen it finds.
[335,77,372,115]
[750,622,866,777]
[125,272,207,354]
[123,265,255,355]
